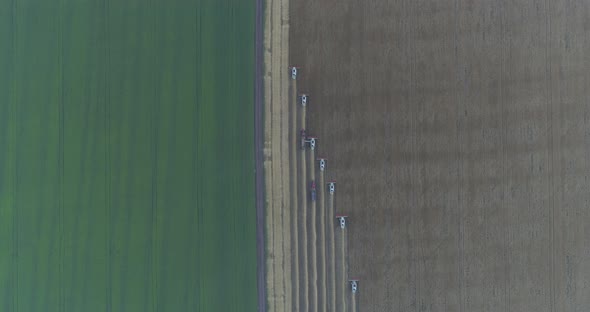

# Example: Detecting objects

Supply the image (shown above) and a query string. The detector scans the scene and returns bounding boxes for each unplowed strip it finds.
[342,228,348,312]
[308,149,317,312]
[298,102,309,312]
[289,78,299,312]
[335,225,346,312]
[327,194,336,312]
[318,170,326,312]
[350,293,357,312]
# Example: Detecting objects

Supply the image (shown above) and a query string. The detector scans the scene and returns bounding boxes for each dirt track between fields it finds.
[262,0,291,310]
[290,1,590,311]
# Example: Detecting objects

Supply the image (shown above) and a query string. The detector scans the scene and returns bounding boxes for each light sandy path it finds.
[308,148,317,312]
[318,169,326,312]
[262,0,291,310]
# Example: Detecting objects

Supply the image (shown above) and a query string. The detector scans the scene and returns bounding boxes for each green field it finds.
[0,1,256,311]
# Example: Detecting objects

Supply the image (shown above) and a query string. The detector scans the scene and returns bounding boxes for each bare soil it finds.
[290,1,590,311]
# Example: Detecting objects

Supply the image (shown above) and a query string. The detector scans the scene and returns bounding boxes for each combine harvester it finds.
[317,158,326,171]
[336,215,348,229]
[349,279,359,294]
[328,181,335,195]
[289,66,300,79]
[308,137,317,150]
[299,129,318,151]
[300,93,309,106]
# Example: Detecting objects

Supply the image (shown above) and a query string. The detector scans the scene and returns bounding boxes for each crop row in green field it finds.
[0,1,256,311]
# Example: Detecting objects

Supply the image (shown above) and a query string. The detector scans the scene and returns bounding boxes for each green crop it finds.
[0,1,257,311]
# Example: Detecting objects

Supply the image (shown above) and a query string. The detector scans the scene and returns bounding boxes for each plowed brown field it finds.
[290,1,590,311]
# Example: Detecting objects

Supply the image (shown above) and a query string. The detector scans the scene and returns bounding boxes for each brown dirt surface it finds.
[290,1,590,311]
